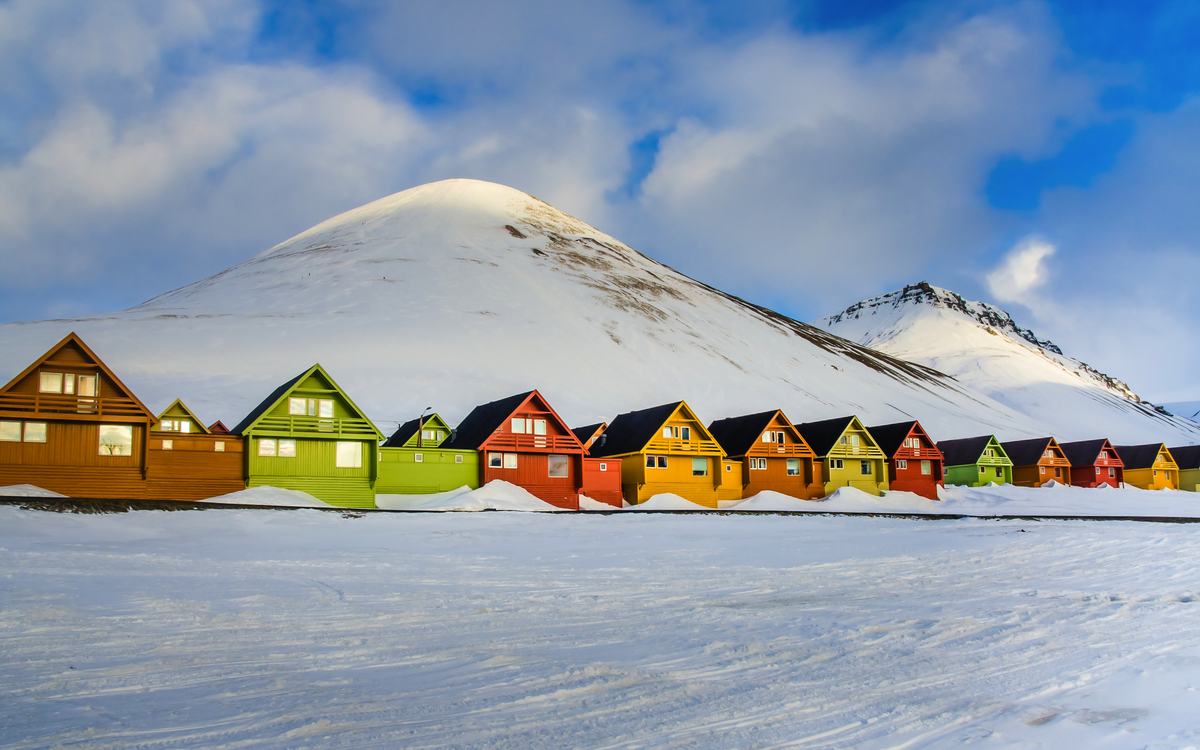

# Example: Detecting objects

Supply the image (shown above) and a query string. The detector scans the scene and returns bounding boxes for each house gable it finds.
[450,390,584,454]
[592,401,723,458]
[796,416,883,460]
[384,413,452,448]
[232,364,382,441]
[939,435,1010,467]
[709,410,814,459]
[868,421,942,461]
[153,399,212,435]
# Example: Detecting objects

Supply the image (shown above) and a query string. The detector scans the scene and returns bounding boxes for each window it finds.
[214,441,225,452]
[455,454,464,464]
[839,436,847,445]
[921,460,931,475]
[995,467,1003,477]
[850,435,860,447]
[762,432,772,443]
[0,422,19,442]
[259,439,277,457]
[725,464,731,472]
[1054,468,1062,478]
[786,458,800,476]
[692,457,708,476]
[77,375,97,397]
[503,453,518,469]
[980,466,986,474]
[159,419,192,433]
[318,400,334,419]
[831,458,844,470]
[414,453,423,463]
[278,439,296,458]
[289,397,306,415]
[1153,470,1158,477]
[1099,451,1108,459]
[1096,467,1102,475]
[897,459,908,470]
[680,426,690,441]
[335,442,361,468]
[533,419,547,436]
[1039,466,1045,474]
[657,456,667,469]
[39,372,63,393]
[905,438,920,450]
[663,427,673,438]
[548,454,569,477]
[599,462,607,472]
[860,460,871,476]
[646,455,656,468]
[24,423,47,443]
[777,432,785,444]
[98,425,133,456]
[1044,450,1053,458]
[489,452,503,468]
[162,440,173,450]
[1108,468,1115,478]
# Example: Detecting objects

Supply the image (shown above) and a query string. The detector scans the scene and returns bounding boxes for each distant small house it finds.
[1167,446,1199,493]
[443,390,587,509]
[572,422,623,507]
[938,436,1013,487]
[147,399,244,501]
[708,410,822,500]
[868,420,944,500]
[232,364,384,508]
[1001,437,1073,488]
[1114,443,1178,490]
[376,412,478,496]
[0,332,157,499]
[794,416,888,496]
[1059,439,1125,488]
[208,421,232,435]
[588,401,742,508]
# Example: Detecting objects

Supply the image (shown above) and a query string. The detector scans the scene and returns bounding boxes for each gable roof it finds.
[1001,437,1056,467]
[572,422,607,449]
[793,416,857,456]
[708,410,785,458]
[231,364,382,439]
[0,332,155,421]
[866,421,942,459]
[1059,439,1113,467]
[1167,445,1200,470]
[446,390,583,452]
[209,421,231,434]
[383,413,450,448]
[1114,443,1171,470]
[154,399,212,434]
[937,435,1001,467]
[587,402,683,458]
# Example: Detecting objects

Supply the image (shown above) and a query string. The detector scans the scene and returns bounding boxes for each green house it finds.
[232,364,383,508]
[937,435,1013,487]
[377,413,479,495]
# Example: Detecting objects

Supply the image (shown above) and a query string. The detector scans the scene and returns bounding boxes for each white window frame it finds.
[503,453,518,469]
[24,422,47,443]
[599,462,607,472]
[278,439,296,458]
[258,438,277,457]
[692,457,708,477]
[0,421,20,442]
[214,441,225,452]
[786,458,800,476]
[39,372,63,394]
[662,427,673,439]
[335,441,362,469]
[512,418,528,434]
[680,426,690,441]
[657,456,667,469]
[860,460,871,476]
[162,439,173,450]
[897,459,907,470]
[318,399,334,419]
[455,454,464,464]
[414,453,423,463]
[921,460,931,475]
[488,452,503,468]
[77,375,97,397]
[547,454,569,478]
[98,425,133,456]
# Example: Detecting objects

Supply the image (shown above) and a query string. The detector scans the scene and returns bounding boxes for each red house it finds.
[868,420,944,500]
[445,390,587,509]
[572,422,624,507]
[1059,439,1125,488]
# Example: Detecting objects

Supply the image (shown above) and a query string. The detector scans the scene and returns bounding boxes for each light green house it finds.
[377,413,479,495]
[938,435,1013,487]
[232,364,383,508]
[793,415,888,496]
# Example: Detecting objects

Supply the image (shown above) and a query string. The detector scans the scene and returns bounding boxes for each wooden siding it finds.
[944,437,1012,487]
[247,476,374,509]
[741,456,822,500]
[816,420,888,496]
[247,438,375,507]
[582,457,623,507]
[377,447,479,494]
[147,435,244,501]
[621,454,730,508]
[1179,468,1199,493]
[481,452,582,509]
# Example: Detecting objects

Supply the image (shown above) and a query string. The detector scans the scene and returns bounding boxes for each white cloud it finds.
[985,236,1056,309]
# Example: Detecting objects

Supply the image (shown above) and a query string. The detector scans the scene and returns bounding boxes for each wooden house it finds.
[938,435,1013,487]
[793,416,888,496]
[588,401,742,508]
[376,412,479,495]
[867,421,944,500]
[707,410,822,500]
[1059,439,1125,488]
[572,422,624,507]
[443,390,587,509]
[1114,443,1178,490]
[147,399,244,501]
[1001,437,1073,487]
[1167,446,1199,492]
[0,332,156,498]
[232,364,383,508]
[209,421,232,435]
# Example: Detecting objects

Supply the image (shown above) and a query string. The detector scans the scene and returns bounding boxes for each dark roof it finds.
[1058,439,1110,467]
[571,422,605,447]
[589,402,682,458]
[867,421,920,458]
[937,436,996,467]
[383,417,422,448]
[707,411,779,458]
[232,369,307,435]
[1001,437,1054,467]
[1114,443,1167,470]
[793,416,855,456]
[444,391,535,450]
[1168,445,1200,470]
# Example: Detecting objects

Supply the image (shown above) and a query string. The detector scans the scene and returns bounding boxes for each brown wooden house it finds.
[572,422,624,507]
[1059,439,1124,488]
[1001,437,1073,487]
[0,332,156,498]
[707,410,822,500]
[868,420,944,500]
[146,399,245,501]
[444,390,587,509]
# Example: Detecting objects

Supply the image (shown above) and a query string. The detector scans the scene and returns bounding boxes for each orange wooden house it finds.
[445,390,588,509]
[146,399,245,501]
[1059,439,1124,488]
[868,420,944,500]
[707,410,822,499]
[1001,437,1073,487]
[0,332,156,498]
[572,422,624,507]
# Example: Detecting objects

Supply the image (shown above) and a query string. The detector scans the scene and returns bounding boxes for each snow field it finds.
[1,507,1199,749]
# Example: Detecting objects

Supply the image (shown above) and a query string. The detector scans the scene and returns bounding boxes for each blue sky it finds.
[1,0,1198,400]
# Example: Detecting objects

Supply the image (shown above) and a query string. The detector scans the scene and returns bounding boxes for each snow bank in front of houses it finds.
[625,493,715,511]
[0,484,68,498]
[405,480,565,512]
[376,486,473,510]
[202,486,334,508]
[578,495,620,511]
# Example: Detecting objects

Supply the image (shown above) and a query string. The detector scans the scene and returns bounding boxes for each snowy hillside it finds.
[0,180,1193,444]
[817,282,1198,443]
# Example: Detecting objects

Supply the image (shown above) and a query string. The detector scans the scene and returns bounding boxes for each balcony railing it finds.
[643,437,723,455]
[0,392,148,420]
[252,415,379,439]
[486,433,582,452]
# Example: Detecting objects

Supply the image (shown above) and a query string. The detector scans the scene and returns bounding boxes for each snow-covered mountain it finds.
[0,180,1194,444]
[817,282,1197,443]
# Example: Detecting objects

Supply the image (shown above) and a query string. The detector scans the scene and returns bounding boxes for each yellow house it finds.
[1168,446,1199,492]
[588,401,742,508]
[794,416,889,496]
[1114,443,1178,490]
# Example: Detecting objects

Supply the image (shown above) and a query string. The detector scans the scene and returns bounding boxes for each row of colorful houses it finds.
[2,334,1197,509]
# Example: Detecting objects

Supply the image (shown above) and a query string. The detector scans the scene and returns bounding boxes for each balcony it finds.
[0,392,149,421]
[251,415,379,439]
[643,437,723,455]
[485,433,582,452]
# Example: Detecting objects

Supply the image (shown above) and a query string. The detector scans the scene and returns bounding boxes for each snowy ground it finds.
[2,507,1199,749]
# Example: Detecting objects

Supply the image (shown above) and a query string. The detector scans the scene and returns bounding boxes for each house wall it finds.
[1179,468,1199,493]
[742,456,820,500]
[147,434,244,501]
[1125,467,1177,491]
[888,458,943,500]
[582,457,623,507]
[823,456,887,496]
[481,452,581,509]
[0,421,147,498]
[945,461,1011,487]
[247,437,375,508]
[377,446,479,495]
[619,453,727,508]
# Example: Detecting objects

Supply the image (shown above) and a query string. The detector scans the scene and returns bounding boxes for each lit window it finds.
[77,375,97,397]
[62,375,75,394]
[786,458,800,476]
[489,453,503,468]
[921,460,931,475]
[336,442,361,468]
[414,453,423,463]
[289,397,306,415]
[897,459,907,470]
[215,442,225,452]
[318,400,334,419]
[663,427,673,439]
[657,456,667,469]
[599,462,607,472]
[98,425,133,456]
[278,439,296,458]
[503,453,518,469]
[455,454,464,464]
[692,458,707,476]
[860,460,870,476]
[421,429,434,440]
[162,440,173,450]
[39,372,63,393]
[179,421,190,434]
[24,423,46,443]
[548,454,568,477]
[259,439,277,457]
[0,422,19,442]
